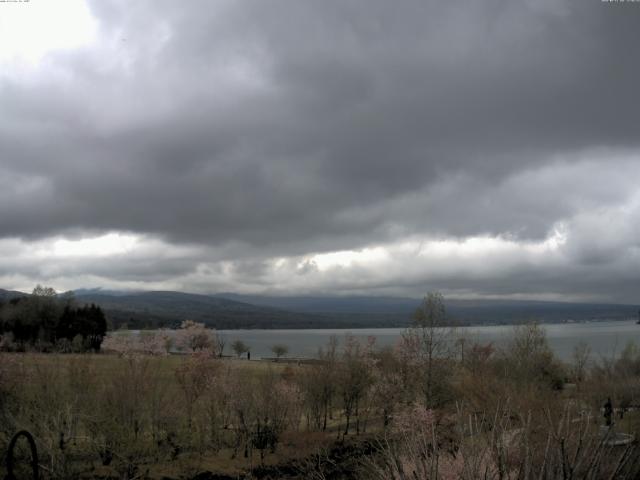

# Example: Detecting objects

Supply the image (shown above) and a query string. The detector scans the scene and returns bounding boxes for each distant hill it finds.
[67,289,640,330]
[0,288,27,302]
[215,293,419,314]
[216,293,640,324]
[444,299,640,324]
[73,290,376,330]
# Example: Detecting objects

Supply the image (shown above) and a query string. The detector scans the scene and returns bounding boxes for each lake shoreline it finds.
[110,319,640,362]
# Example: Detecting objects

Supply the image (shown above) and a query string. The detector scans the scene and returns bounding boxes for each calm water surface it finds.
[117,320,640,361]
[217,320,640,361]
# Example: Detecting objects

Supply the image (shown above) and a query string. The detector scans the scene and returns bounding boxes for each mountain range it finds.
[1,288,638,329]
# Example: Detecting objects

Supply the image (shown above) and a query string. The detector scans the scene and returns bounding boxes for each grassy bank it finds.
[0,353,366,479]
[3,323,640,479]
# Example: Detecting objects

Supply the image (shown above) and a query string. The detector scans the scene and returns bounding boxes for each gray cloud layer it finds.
[1,0,640,300]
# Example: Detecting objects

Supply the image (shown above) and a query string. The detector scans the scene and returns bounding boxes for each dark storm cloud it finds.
[2,0,640,299]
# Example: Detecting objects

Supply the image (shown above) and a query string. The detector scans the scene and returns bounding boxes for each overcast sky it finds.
[1,0,640,302]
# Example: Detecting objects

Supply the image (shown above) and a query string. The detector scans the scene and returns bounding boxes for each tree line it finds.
[0,285,107,352]
[2,292,640,478]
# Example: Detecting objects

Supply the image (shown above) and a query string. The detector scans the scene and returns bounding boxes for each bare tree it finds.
[299,336,338,432]
[175,352,218,429]
[32,284,57,297]
[215,333,227,357]
[336,334,375,435]
[271,344,289,360]
[572,341,591,385]
[231,339,250,358]
[402,292,454,408]
[503,323,564,389]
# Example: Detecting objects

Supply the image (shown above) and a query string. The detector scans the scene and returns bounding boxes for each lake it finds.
[216,320,640,361]
[114,320,640,361]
